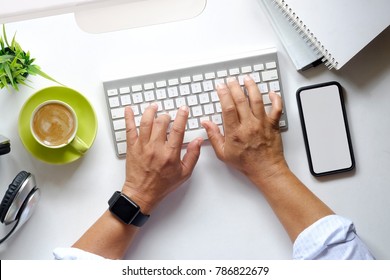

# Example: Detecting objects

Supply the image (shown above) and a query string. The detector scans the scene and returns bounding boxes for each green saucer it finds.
[18,86,98,164]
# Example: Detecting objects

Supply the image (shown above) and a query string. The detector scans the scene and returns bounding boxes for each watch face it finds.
[110,195,140,224]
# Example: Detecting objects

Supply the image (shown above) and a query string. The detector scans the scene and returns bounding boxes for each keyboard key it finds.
[156,89,167,100]
[210,91,219,102]
[187,95,198,106]
[269,81,280,91]
[132,85,142,92]
[156,80,167,88]
[111,107,125,119]
[266,61,277,69]
[250,72,261,83]
[107,89,118,96]
[168,78,179,86]
[113,119,126,130]
[203,104,214,115]
[262,94,272,105]
[261,69,278,81]
[241,66,252,73]
[164,99,175,110]
[199,93,210,104]
[144,90,155,102]
[229,68,240,75]
[115,130,126,141]
[119,87,130,94]
[203,80,214,91]
[180,76,191,84]
[120,95,131,106]
[132,92,143,103]
[131,105,140,115]
[168,86,179,97]
[217,70,228,77]
[117,142,127,155]
[183,128,208,143]
[175,97,186,107]
[192,106,203,117]
[253,63,264,71]
[211,114,222,124]
[134,116,141,126]
[205,72,216,79]
[179,85,190,95]
[188,118,199,129]
[258,83,268,93]
[144,83,154,90]
[191,83,202,94]
[192,74,203,82]
[109,96,120,108]
[140,103,150,113]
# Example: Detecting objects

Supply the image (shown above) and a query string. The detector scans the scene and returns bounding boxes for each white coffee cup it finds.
[30,100,88,153]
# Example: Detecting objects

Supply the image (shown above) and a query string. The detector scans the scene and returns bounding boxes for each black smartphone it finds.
[296,81,355,176]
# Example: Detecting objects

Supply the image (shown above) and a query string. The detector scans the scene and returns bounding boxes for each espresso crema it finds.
[32,103,76,147]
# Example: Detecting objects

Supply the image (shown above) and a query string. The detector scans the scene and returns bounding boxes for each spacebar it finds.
[182,128,209,144]
[182,126,224,144]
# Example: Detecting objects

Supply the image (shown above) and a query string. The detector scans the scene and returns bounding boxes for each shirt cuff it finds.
[292,214,374,260]
[53,247,106,260]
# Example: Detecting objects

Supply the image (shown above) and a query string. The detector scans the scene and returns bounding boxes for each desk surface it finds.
[1,0,390,260]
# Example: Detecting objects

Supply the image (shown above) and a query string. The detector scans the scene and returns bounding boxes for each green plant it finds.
[0,25,60,91]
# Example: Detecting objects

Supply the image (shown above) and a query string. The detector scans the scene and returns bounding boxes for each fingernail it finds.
[227,77,236,83]
[216,83,226,90]
[180,105,189,112]
[150,102,158,109]
[244,75,253,81]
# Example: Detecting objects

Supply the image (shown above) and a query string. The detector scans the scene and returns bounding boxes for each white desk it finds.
[1,0,390,260]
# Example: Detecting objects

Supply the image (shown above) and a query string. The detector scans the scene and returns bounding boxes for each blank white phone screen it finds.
[299,84,353,175]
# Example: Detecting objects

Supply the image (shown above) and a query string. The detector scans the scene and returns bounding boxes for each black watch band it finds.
[108,191,149,227]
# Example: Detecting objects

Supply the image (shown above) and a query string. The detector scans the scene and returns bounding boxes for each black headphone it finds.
[0,136,40,244]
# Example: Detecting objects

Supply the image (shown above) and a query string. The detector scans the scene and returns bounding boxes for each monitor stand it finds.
[74,0,207,33]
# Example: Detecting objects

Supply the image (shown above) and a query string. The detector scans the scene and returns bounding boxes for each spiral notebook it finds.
[260,0,390,70]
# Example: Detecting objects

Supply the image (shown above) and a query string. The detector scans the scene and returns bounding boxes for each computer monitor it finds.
[0,0,207,33]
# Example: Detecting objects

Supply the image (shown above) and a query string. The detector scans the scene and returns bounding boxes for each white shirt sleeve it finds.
[53,247,106,260]
[293,214,374,260]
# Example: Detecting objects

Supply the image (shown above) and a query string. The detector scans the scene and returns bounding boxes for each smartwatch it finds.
[108,191,149,227]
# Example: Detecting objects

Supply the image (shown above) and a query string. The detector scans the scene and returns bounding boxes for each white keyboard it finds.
[103,48,288,158]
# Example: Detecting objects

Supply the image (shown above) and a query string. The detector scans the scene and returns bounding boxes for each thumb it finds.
[181,138,202,177]
[202,120,225,161]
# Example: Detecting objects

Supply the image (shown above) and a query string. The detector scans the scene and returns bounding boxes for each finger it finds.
[268,91,283,126]
[124,106,138,146]
[150,113,171,143]
[138,103,158,143]
[202,120,225,161]
[181,137,202,178]
[167,106,189,151]
[216,83,240,130]
[227,77,251,120]
[244,75,265,119]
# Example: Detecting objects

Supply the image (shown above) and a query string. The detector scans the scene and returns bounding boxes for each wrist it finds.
[248,160,291,188]
[121,183,156,215]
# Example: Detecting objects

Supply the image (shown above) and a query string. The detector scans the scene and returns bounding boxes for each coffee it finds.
[32,102,76,147]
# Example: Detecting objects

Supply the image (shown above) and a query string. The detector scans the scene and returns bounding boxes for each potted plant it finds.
[0,25,60,91]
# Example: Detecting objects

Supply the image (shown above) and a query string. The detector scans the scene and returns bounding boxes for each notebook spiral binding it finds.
[272,0,338,70]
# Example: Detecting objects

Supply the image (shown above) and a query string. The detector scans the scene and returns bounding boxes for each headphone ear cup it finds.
[0,171,30,224]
